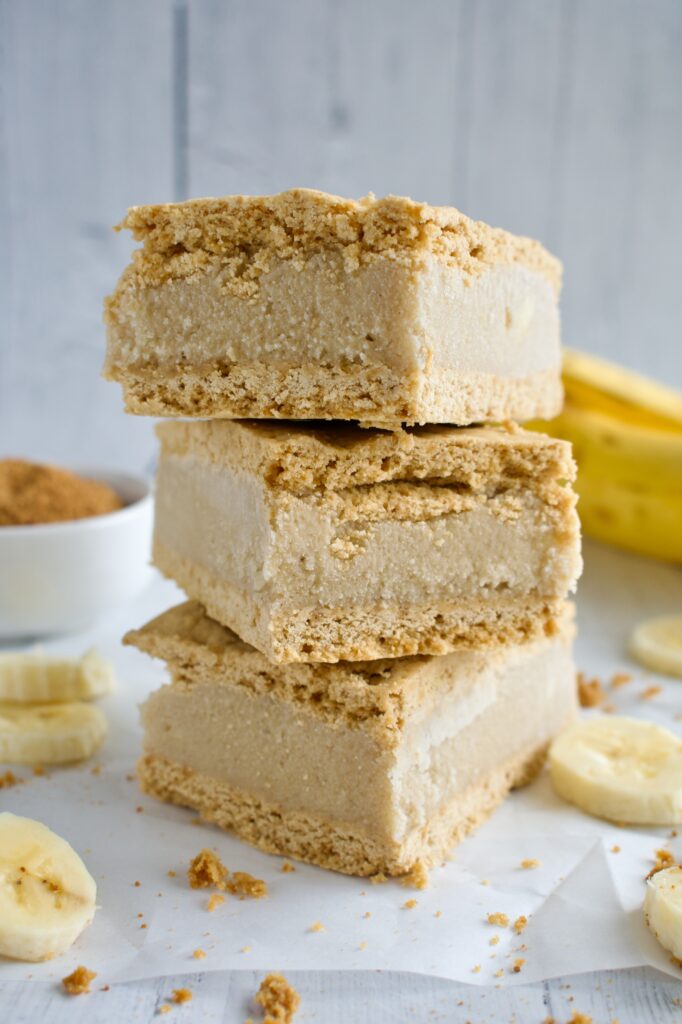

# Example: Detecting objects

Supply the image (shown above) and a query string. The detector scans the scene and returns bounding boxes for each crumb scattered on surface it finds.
[487,912,509,927]
[167,870,177,878]
[0,770,20,789]
[133,880,141,887]
[207,893,225,912]
[369,872,387,885]
[193,948,205,959]
[641,685,662,700]
[158,1006,171,1015]
[33,765,45,776]
[513,915,528,935]
[280,862,296,874]
[359,941,367,951]
[480,878,489,886]
[611,844,621,853]
[577,672,605,707]
[400,860,429,890]
[188,848,228,890]
[568,1013,593,1024]
[495,968,505,978]
[611,672,632,688]
[647,848,676,879]
[309,921,325,933]
[171,988,192,1004]
[434,911,442,918]
[521,858,540,870]
[489,935,500,946]
[512,958,525,973]
[62,966,96,995]
[402,898,418,910]
[471,964,481,974]
[363,911,371,919]
[90,765,101,776]
[241,945,252,953]
[254,972,300,1024]
[227,871,268,899]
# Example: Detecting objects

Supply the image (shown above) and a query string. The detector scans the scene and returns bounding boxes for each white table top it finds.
[2,539,682,1023]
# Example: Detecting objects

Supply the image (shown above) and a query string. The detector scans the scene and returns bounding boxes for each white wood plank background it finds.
[2,0,681,474]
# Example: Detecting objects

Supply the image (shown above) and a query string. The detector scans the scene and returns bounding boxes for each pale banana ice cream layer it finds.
[152,420,581,663]
[129,600,576,876]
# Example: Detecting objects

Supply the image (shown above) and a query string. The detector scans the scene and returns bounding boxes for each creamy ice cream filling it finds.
[153,456,580,611]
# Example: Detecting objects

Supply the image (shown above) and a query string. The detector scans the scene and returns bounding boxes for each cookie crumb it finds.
[188,848,228,890]
[471,964,481,973]
[241,945,252,953]
[520,858,540,870]
[363,911,371,919]
[62,966,96,995]
[512,957,525,973]
[434,911,442,918]
[641,685,662,700]
[577,672,605,707]
[167,870,177,878]
[647,848,676,879]
[610,844,621,853]
[489,935,500,946]
[487,912,509,927]
[171,988,192,1004]
[400,860,429,890]
[280,862,296,874]
[254,972,300,1024]
[569,1013,593,1024]
[227,871,268,900]
[0,770,20,789]
[359,941,367,951]
[193,948,206,959]
[309,921,325,933]
[611,672,632,688]
[158,1006,171,1015]
[369,872,387,885]
[402,898,418,910]
[513,915,528,935]
[207,893,225,912]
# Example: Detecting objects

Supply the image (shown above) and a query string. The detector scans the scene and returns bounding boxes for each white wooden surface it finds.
[2,0,681,473]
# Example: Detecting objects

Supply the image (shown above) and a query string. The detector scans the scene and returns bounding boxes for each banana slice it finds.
[630,615,682,679]
[549,716,682,825]
[645,866,682,961]
[0,703,107,764]
[0,649,115,704]
[0,812,97,962]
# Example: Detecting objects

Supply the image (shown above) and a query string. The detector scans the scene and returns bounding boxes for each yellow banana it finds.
[528,350,682,564]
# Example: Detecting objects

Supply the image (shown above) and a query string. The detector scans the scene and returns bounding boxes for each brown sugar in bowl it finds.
[0,466,153,639]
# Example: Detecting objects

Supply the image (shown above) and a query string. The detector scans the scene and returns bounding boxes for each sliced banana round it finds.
[0,702,107,765]
[645,866,682,961]
[0,648,115,704]
[0,813,97,962]
[630,615,682,679]
[549,716,682,825]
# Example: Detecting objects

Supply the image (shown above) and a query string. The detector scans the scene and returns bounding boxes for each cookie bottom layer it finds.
[138,742,547,878]
[154,539,564,663]
[112,362,562,429]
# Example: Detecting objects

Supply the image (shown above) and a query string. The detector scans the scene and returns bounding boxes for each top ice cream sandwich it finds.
[104,189,562,428]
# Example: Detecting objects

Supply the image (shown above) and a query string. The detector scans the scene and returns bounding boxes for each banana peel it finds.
[528,349,682,564]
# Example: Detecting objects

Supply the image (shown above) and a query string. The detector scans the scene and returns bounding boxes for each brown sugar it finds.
[188,848,228,890]
[61,965,97,995]
[254,972,300,1024]
[0,459,122,526]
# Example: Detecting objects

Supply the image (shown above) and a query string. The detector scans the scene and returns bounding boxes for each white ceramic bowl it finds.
[0,470,154,640]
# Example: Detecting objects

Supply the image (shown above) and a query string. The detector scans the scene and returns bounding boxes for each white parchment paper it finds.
[1,542,681,986]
